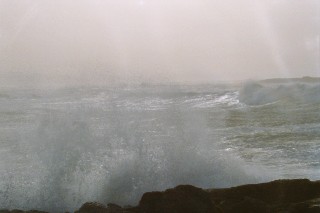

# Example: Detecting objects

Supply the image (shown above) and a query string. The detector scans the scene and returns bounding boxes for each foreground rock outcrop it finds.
[1,179,320,213]
[209,179,320,213]
[138,185,220,213]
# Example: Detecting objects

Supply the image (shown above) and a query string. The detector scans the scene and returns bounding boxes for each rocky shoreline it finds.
[1,179,320,213]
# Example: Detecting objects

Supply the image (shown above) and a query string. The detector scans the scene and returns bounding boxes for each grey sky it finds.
[0,0,319,87]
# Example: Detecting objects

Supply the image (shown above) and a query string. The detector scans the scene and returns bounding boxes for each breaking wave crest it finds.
[239,82,320,105]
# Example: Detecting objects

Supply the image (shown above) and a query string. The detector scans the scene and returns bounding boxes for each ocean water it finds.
[0,82,319,212]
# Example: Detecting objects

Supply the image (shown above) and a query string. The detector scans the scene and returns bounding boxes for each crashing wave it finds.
[239,81,320,105]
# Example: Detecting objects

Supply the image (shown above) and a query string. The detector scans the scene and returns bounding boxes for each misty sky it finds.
[0,0,319,87]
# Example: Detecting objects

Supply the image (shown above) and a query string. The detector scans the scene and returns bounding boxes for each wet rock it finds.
[26,211,48,213]
[209,179,320,212]
[288,198,320,213]
[75,202,109,213]
[138,185,220,213]
[75,202,132,213]
[3,179,320,213]
[0,210,48,213]
[218,196,270,213]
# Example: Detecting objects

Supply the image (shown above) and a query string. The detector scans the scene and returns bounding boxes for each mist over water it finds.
[0,0,319,86]
[0,82,320,212]
[1,0,320,212]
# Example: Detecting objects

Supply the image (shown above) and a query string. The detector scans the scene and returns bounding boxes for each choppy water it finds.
[0,82,319,212]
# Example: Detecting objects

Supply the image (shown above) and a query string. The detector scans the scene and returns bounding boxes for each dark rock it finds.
[210,179,320,203]
[288,198,320,213]
[75,202,132,213]
[218,196,270,213]
[3,179,320,213]
[75,202,109,213]
[26,211,48,213]
[209,179,320,212]
[138,185,220,213]
[0,210,48,213]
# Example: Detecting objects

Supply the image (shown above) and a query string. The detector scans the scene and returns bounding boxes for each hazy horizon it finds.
[0,0,319,88]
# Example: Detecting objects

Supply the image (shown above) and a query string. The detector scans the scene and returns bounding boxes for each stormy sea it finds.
[0,79,319,212]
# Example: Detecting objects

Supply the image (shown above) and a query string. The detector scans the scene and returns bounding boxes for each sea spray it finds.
[1,84,319,212]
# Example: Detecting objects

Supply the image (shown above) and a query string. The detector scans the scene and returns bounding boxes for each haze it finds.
[0,0,319,87]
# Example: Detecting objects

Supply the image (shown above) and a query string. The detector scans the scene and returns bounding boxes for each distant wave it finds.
[239,81,320,105]
[191,92,239,108]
